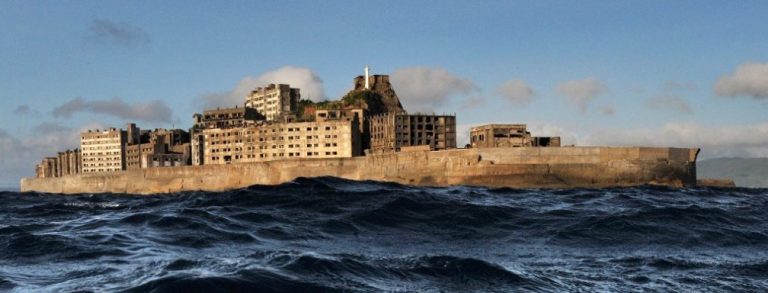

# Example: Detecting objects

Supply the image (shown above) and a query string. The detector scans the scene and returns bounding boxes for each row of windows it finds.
[83,168,121,173]
[209,142,340,153]
[208,134,341,145]
[81,134,120,140]
[82,153,121,158]
[83,162,121,167]
[209,150,339,161]
[206,125,342,138]
[81,144,122,150]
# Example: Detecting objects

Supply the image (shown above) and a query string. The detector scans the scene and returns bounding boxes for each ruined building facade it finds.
[369,112,457,153]
[245,84,300,121]
[124,125,191,170]
[470,124,560,148]
[199,106,261,129]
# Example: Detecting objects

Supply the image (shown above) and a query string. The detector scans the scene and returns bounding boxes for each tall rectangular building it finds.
[369,112,457,153]
[245,84,300,121]
[80,128,127,173]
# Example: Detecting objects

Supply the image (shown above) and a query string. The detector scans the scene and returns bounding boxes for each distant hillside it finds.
[698,158,768,188]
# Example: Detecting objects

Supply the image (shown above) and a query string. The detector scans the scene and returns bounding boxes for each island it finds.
[21,67,700,194]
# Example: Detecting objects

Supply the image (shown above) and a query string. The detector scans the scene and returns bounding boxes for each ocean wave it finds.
[1,177,767,291]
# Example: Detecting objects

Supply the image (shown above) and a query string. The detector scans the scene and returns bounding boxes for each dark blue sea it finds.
[1,178,768,292]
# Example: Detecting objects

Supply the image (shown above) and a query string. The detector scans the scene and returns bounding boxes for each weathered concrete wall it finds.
[20,147,699,194]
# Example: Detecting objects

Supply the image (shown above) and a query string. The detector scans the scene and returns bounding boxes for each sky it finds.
[1,1,767,187]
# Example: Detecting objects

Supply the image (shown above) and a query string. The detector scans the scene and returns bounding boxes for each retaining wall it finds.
[20,147,699,194]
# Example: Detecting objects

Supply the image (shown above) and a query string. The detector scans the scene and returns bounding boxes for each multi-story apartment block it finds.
[80,128,127,173]
[245,84,300,121]
[470,124,560,148]
[369,112,457,153]
[202,115,361,165]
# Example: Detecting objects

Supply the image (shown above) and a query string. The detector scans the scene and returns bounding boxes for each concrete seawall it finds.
[20,147,699,194]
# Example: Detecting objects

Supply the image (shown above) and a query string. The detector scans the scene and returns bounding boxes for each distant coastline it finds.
[698,157,768,188]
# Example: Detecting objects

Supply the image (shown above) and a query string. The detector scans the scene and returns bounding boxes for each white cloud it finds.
[86,18,150,48]
[556,77,607,112]
[599,105,615,116]
[391,67,478,113]
[199,66,325,109]
[456,124,473,147]
[647,94,693,114]
[52,97,173,123]
[714,62,768,99]
[461,95,485,109]
[527,122,579,146]
[463,121,768,159]
[14,105,31,115]
[0,121,112,187]
[662,81,697,92]
[580,122,768,159]
[494,80,533,106]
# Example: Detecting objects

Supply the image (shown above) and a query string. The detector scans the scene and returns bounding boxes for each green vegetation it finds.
[341,90,386,114]
[292,89,391,121]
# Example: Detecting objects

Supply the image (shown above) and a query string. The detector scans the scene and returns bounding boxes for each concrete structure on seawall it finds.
[20,147,699,195]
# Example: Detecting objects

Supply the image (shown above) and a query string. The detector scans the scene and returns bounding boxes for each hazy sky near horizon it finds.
[1,1,767,186]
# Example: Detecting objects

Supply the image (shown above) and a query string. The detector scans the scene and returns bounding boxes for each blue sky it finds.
[1,1,767,187]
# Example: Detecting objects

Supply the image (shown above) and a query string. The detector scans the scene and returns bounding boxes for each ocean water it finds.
[1,178,767,292]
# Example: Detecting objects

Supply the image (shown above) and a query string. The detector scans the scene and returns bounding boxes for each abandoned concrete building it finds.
[470,124,560,148]
[35,157,58,178]
[124,124,191,170]
[245,84,300,121]
[80,128,127,173]
[199,106,261,129]
[369,112,457,153]
[57,149,81,176]
[31,67,570,180]
[34,149,81,178]
[191,106,263,166]
[202,111,362,165]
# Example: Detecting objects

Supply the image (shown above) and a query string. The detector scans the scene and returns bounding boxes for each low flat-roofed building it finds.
[369,112,456,153]
[202,117,361,165]
[144,153,187,168]
[533,136,561,147]
[80,128,127,173]
[470,124,560,148]
[315,108,366,131]
[126,140,164,170]
[200,106,261,129]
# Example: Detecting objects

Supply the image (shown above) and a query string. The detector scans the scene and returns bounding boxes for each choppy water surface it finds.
[1,177,768,292]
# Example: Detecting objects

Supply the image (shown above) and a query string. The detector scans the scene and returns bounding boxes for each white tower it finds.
[364,65,370,90]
